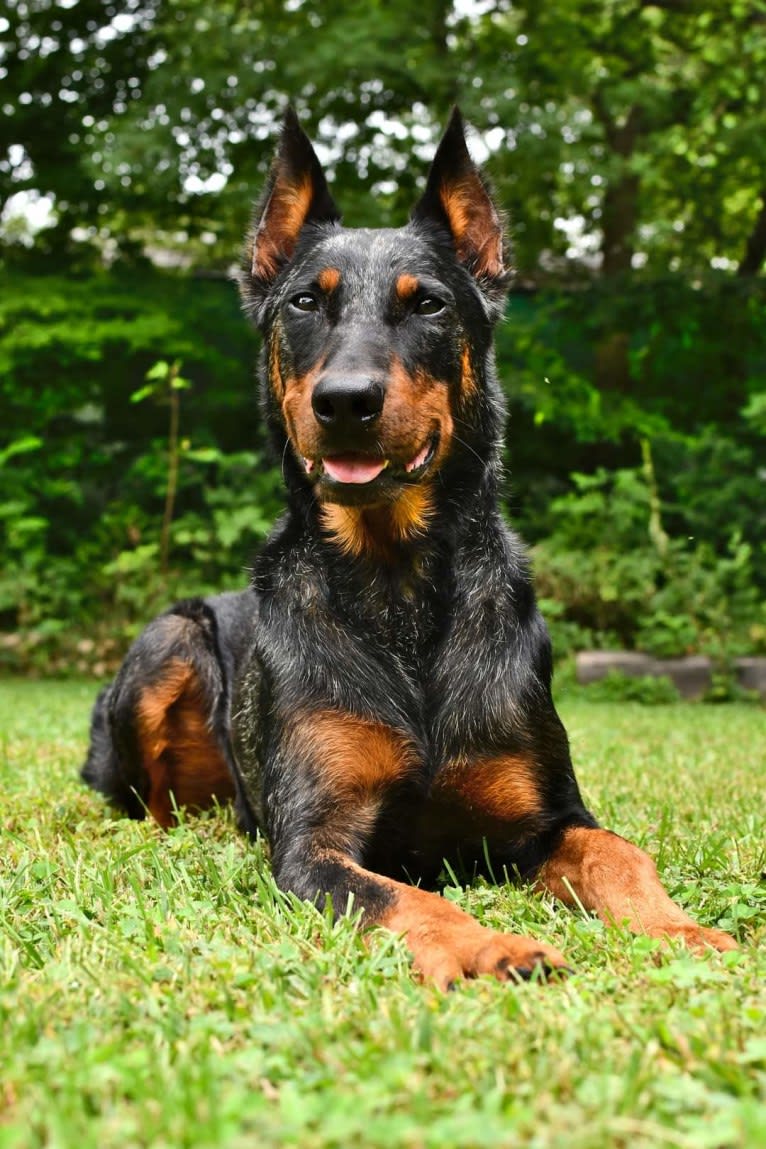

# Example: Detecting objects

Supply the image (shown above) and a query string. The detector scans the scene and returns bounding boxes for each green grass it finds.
[1,679,765,1149]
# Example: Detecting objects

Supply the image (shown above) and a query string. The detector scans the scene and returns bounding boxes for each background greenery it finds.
[2,0,765,672]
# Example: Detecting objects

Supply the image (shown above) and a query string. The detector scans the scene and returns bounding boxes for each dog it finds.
[82,108,737,987]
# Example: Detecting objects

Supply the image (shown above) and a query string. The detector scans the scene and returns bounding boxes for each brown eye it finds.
[291,293,319,312]
[415,296,445,316]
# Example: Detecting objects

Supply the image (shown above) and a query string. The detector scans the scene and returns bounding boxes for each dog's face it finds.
[240,110,510,515]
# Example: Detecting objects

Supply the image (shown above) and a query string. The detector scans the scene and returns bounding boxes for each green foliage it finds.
[501,275,766,453]
[534,467,764,660]
[579,671,681,706]
[0,271,279,672]
[4,1,766,276]
[502,274,765,663]
[3,1,766,672]
[1,266,765,672]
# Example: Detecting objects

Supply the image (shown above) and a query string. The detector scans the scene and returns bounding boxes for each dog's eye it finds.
[290,293,319,312]
[415,296,445,316]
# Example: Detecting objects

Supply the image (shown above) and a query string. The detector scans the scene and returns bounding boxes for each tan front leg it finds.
[537,826,737,952]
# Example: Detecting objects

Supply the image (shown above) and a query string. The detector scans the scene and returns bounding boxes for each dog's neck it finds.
[311,456,503,587]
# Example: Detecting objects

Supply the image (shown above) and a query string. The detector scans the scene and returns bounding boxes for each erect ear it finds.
[246,107,340,288]
[411,108,509,289]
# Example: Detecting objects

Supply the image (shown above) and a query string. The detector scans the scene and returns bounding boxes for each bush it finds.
[0,271,279,672]
[534,465,765,659]
[578,670,681,705]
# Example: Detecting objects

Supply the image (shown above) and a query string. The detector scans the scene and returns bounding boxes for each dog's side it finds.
[82,110,736,986]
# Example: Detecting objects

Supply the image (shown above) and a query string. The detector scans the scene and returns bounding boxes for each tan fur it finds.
[460,344,477,401]
[137,659,234,827]
[537,827,738,951]
[320,486,435,561]
[434,753,543,824]
[282,711,419,855]
[287,709,418,793]
[268,324,285,402]
[439,176,504,279]
[317,266,341,293]
[376,877,567,988]
[252,173,313,280]
[395,273,419,300]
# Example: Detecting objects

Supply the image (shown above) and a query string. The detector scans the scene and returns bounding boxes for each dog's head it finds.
[239,108,510,531]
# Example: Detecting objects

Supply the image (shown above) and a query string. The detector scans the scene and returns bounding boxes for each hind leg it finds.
[82,601,236,826]
[134,648,235,826]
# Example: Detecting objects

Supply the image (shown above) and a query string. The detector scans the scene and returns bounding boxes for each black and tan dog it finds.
[82,110,736,987]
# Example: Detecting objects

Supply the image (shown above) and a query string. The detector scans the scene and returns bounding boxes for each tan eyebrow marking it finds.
[317,267,341,293]
[395,273,420,299]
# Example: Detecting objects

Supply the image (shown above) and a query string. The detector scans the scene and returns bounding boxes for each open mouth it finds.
[303,434,438,487]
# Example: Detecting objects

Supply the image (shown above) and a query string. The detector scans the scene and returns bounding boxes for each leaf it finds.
[0,436,43,468]
[145,360,170,381]
[130,385,155,404]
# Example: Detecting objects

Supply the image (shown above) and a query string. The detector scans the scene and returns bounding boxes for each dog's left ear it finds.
[412,109,509,298]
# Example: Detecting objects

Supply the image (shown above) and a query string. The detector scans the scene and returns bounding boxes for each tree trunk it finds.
[737,190,766,277]
[593,99,643,390]
[596,100,643,276]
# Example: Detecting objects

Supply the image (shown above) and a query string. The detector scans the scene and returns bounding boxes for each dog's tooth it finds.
[406,443,430,473]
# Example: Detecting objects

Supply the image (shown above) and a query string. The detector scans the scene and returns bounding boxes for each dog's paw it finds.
[414,930,571,991]
[472,934,572,983]
[657,923,739,953]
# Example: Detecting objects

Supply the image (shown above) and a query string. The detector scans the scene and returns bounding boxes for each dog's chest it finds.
[336,557,448,680]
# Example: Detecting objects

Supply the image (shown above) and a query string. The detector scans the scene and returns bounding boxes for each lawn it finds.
[1,679,764,1149]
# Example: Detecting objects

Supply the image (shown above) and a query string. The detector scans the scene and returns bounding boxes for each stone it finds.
[734,657,766,698]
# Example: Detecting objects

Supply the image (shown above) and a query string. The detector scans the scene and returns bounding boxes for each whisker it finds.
[451,432,486,469]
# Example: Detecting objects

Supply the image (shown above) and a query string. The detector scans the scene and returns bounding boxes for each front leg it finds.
[427,737,736,953]
[536,826,737,952]
[265,708,570,989]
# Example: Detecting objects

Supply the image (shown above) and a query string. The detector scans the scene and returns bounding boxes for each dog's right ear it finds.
[241,108,340,315]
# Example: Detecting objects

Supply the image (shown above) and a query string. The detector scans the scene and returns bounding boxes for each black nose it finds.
[311,375,384,429]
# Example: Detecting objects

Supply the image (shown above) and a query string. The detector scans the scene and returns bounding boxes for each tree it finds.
[470,0,766,277]
[0,0,157,257]
[4,0,765,278]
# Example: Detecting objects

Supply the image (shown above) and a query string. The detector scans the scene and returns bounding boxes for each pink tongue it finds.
[323,455,386,484]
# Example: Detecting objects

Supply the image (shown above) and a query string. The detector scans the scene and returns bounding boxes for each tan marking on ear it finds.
[439,178,504,279]
[252,172,313,281]
[137,659,234,828]
[434,754,543,823]
[317,266,341,293]
[396,273,419,300]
